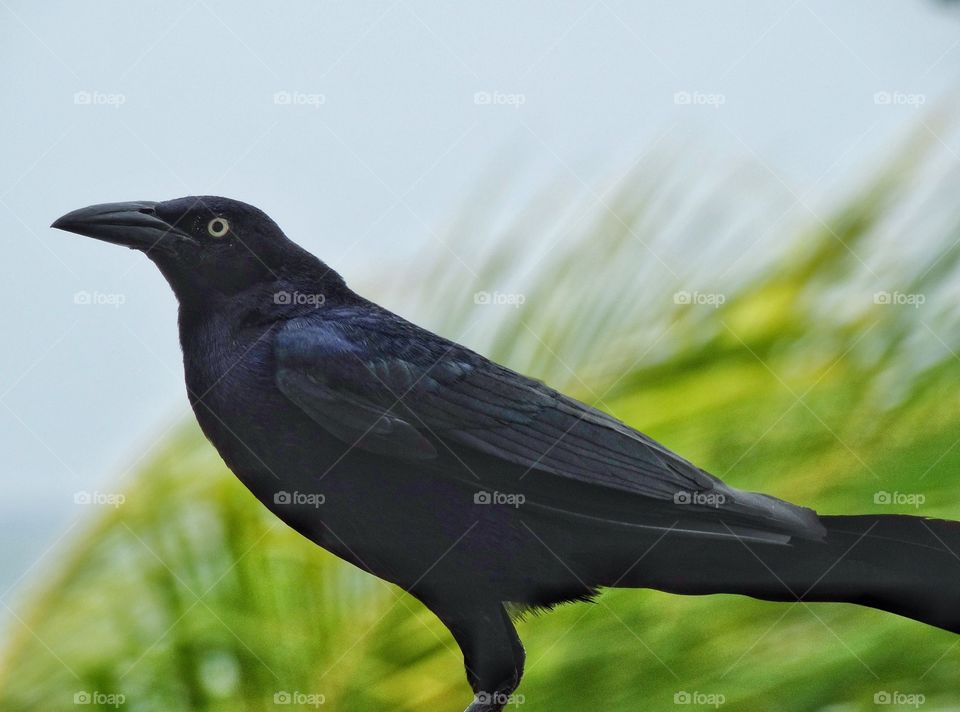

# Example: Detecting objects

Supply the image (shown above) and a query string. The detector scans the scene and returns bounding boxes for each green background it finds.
[3,129,959,711]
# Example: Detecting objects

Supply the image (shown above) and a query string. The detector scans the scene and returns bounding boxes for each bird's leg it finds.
[431,602,525,712]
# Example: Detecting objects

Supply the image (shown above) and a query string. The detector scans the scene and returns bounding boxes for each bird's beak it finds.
[51,201,197,252]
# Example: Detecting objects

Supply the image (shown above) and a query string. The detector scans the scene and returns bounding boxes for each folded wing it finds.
[274,308,824,542]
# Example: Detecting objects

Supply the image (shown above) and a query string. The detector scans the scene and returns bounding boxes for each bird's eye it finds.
[207,217,230,238]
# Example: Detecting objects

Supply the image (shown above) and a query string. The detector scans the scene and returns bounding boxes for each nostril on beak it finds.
[137,206,156,215]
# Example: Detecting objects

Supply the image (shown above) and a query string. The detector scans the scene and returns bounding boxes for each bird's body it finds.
[175,279,811,604]
[178,286,628,608]
[53,196,960,712]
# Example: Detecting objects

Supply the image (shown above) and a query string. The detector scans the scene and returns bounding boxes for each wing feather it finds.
[273,308,824,539]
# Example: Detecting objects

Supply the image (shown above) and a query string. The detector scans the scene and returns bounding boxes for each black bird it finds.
[53,197,960,711]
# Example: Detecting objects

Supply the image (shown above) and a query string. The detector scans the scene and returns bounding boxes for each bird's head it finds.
[51,196,338,304]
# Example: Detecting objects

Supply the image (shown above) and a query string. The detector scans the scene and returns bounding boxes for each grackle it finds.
[53,197,960,711]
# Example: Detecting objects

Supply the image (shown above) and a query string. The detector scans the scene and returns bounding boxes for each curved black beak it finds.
[51,201,197,252]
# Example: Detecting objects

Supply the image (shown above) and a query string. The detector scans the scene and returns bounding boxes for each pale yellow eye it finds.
[207,217,229,238]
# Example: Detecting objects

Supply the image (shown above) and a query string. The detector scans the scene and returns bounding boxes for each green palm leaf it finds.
[4,123,960,711]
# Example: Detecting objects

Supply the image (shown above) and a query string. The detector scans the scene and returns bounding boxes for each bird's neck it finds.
[176,271,356,339]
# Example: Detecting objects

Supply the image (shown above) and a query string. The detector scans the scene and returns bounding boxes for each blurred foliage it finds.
[4,123,960,711]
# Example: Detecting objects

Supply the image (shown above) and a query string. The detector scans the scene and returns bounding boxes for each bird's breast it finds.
[181,321,302,475]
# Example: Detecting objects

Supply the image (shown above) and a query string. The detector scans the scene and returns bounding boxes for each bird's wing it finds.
[274,309,823,538]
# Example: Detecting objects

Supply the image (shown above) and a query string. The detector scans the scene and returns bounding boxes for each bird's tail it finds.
[607,514,960,633]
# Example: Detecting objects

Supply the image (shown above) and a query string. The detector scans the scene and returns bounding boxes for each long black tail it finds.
[611,514,960,633]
